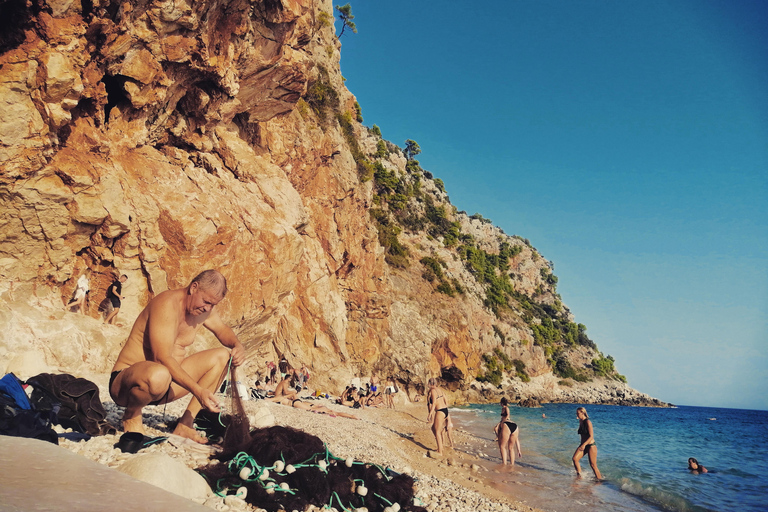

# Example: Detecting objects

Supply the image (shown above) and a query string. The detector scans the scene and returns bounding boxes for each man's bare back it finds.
[109,270,245,443]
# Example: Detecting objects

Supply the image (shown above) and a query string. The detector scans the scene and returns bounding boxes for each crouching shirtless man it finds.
[109,269,245,443]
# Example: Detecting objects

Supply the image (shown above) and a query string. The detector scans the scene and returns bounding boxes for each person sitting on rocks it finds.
[337,385,361,408]
[109,270,245,443]
[268,372,299,400]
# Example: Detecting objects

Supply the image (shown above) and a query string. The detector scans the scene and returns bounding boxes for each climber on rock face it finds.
[109,269,246,443]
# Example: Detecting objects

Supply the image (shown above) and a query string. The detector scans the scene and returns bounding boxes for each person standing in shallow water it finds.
[494,397,522,465]
[573,406,602,479]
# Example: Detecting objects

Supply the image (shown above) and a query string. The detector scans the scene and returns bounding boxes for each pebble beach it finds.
[55,380,542,512]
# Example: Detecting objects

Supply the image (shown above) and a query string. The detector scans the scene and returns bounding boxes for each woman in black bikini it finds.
[573,406,602,479]
[426,378,450,455]
[494,397,522,465]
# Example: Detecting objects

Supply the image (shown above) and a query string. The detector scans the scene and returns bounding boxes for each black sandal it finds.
[114,431,168,453]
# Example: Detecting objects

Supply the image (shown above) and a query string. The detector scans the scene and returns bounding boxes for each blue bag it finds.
[0,373,31,410]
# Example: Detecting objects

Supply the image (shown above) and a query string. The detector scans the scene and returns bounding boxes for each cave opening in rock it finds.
[101,74,129,125]
[0,0,32,53]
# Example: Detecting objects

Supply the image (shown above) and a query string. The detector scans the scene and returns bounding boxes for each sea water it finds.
[450,403,768,512]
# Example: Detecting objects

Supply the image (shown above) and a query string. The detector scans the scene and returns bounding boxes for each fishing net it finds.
[196,363,426,511]
[221,364,250,453]
[198,425,426,511]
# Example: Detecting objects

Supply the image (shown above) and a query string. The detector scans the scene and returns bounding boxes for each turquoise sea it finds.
[450,403,768,512]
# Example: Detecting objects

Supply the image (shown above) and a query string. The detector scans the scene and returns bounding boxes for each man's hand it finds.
[230,341,246,367]
[197,387,220,413]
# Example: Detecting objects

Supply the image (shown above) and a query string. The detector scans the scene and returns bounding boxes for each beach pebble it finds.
[224,495,248,508]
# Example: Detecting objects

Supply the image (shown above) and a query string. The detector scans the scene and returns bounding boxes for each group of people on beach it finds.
[428,379,709,481]
[426,379,602,478]
[337,375,399,409]
[64,270,128,325]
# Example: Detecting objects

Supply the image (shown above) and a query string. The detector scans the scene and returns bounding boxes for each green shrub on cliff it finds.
[420,256,459,296]
[374,139,388,158]
[477,353,503,387]
[477,350,530,385]
[592,353,627,382]
[553,353,590,382]
[370,209,409,268]
[306,66,339,123]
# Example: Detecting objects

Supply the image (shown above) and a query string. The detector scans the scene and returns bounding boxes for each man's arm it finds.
[204,310,246,366]
[147,297,219,411]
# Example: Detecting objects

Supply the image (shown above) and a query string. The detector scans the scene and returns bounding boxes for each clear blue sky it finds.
[336,0,768,410]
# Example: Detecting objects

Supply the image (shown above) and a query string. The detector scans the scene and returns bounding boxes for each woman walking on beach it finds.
[494,397,522,465]
[573,406,602,479]
[426,378,450,455]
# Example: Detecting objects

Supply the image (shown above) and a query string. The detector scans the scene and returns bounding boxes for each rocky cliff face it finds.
[0,0,659,405]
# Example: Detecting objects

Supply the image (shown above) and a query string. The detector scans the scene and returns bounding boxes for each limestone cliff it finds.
[0,0,660,405]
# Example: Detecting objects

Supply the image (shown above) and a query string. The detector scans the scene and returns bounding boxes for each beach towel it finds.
[26,373,116,436]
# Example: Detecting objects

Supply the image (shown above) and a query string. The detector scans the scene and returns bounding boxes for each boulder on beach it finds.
[518,398,541,408]
[118,453,211,501]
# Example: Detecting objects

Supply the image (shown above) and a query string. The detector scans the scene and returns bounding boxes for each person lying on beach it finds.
[493,397,521,465]
[272,396,359,420]
[109,270,245,444]
[573,406,602,479]
[426,378,450,456]
[688,457,708,473]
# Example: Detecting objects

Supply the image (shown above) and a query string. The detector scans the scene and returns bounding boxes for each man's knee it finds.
[211,347,231,368]
[146,365,172,396]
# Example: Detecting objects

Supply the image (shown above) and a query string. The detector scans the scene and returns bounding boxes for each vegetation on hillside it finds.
[300,11,623,381]
[476,348,530,386]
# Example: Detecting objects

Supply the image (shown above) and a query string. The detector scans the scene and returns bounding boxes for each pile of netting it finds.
[196,364,427,512]
[197,425,426,512]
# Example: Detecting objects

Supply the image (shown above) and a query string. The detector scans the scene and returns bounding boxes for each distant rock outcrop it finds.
[0,0,664,406]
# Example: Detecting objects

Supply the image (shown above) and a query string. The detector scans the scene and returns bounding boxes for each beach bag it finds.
[0,373,59,444]
[0,373,31,410]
